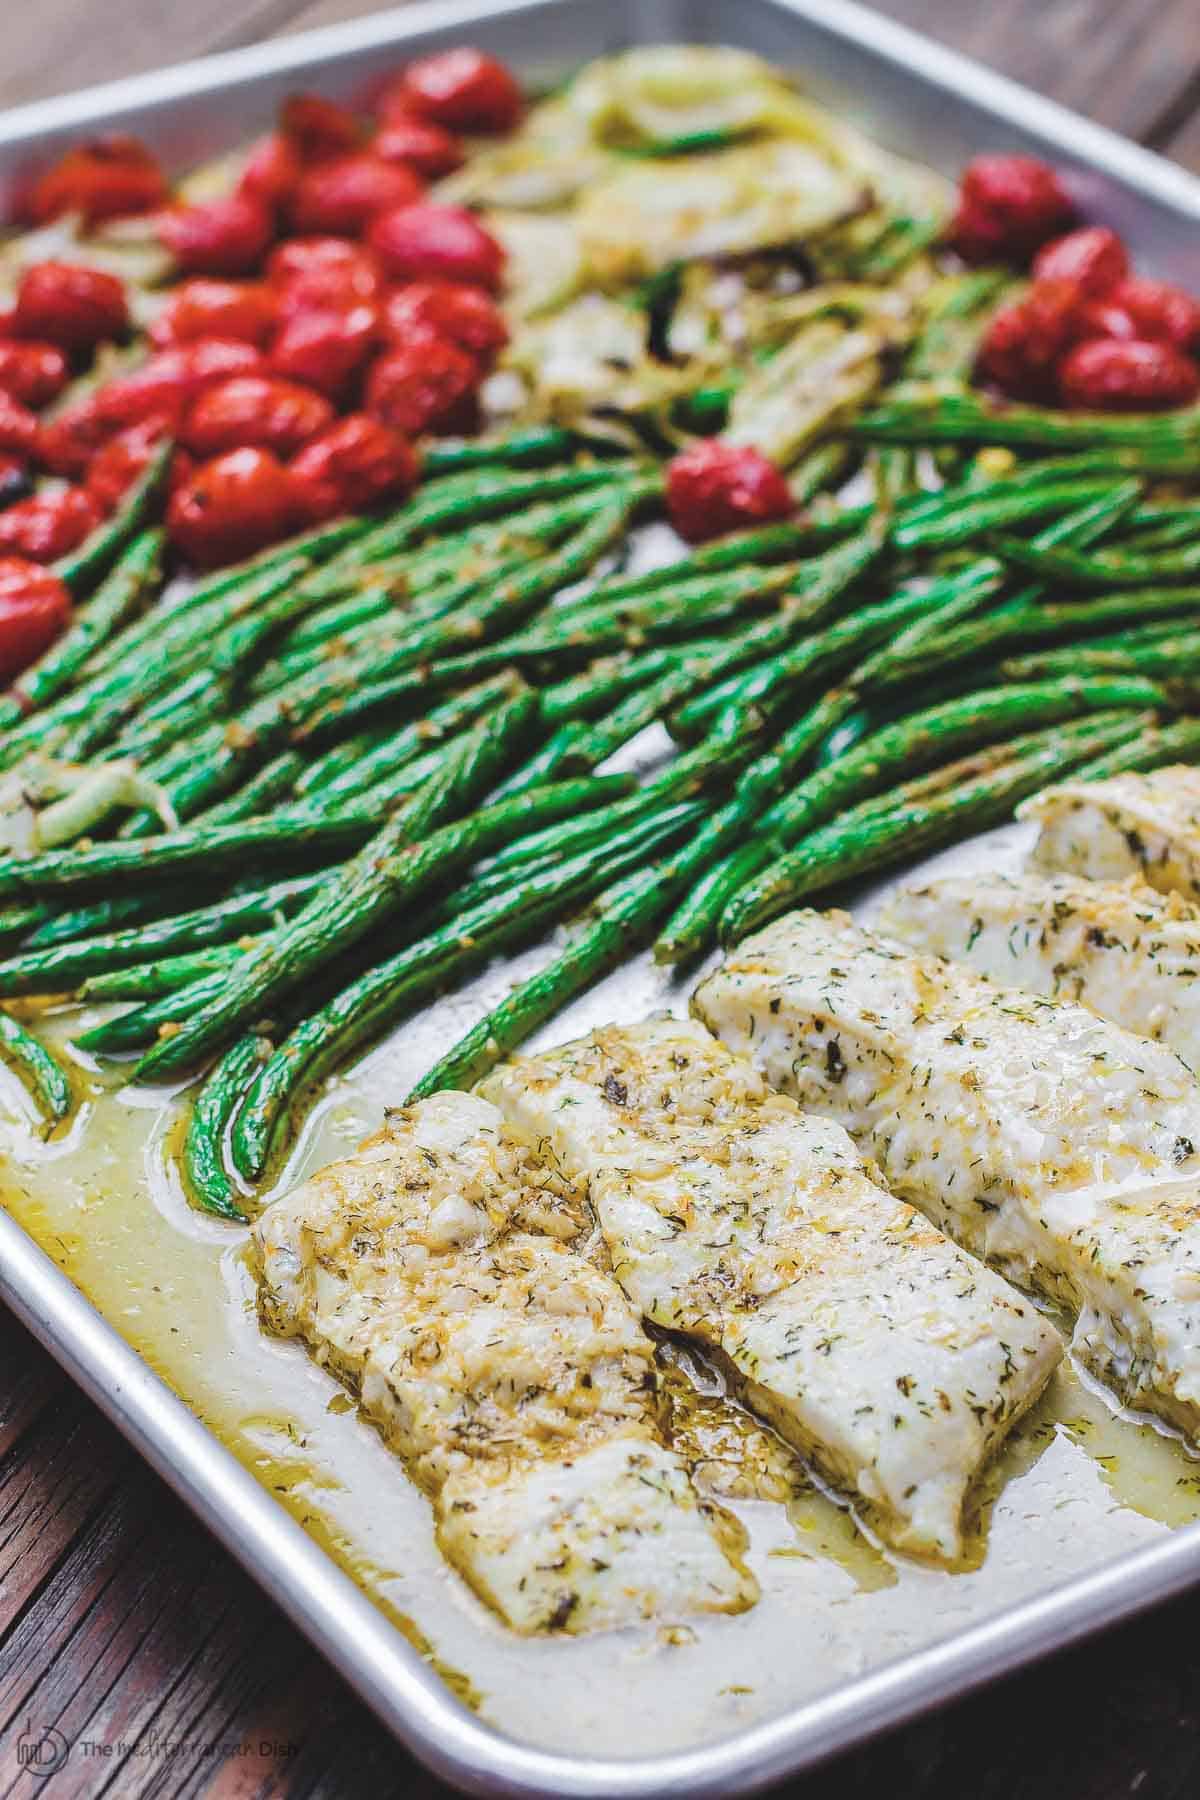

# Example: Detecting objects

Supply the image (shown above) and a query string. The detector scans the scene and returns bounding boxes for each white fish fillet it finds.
[694,909,1200,1439]
[253,1091,756,1634]
[1022,763,1200,896]
[480,1018,1060,1561]
[881,868,1200,1067]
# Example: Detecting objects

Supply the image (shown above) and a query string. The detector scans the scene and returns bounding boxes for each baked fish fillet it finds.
[479,1019,1061,1562]
[253,1091,756,1634]
[881,869,1200,1066]
[694,909,1200,1439]
[1023,763,1200,897]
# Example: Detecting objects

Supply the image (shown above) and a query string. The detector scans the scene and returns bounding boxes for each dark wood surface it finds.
[5,3,1200,1794]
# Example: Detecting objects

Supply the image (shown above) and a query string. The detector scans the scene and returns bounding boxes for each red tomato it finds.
[374,117,464,180]
[14,261,128,352]
[150,279,277,349]
[0,456,31,509]
[269,305,378,395]
[382,280,507,363]
[0,340,68,409]
[1107,277,1200,351]
[1075,299,1139,342]
[0,559,72,679]
[37,403,113,477]
[951,155,1075,266]
[368,204,504,290]
[85,415,172,514]
[268,239,384,318]
[392,49,523,135]
[975,282,1081,402]
[93,338,266,430]
[665,441,792,544]
[0,487,99,561]
[158,194,275,277]
[365,337,480,435]
[0,392,40,458]
[279,92,362,161]
[181,374,334,458]
[1031,226,1129,297]
[1058,338,1200,411]
[291,413,418,520]
[168,446,298,568]
[290,154,424,236]
[25,135,167,226]
[238,132,303,208]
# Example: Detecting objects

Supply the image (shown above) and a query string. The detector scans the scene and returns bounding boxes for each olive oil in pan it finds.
[4,961,1200,1760]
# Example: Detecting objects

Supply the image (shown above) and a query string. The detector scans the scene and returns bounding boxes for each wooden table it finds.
[4,3,1200,1794]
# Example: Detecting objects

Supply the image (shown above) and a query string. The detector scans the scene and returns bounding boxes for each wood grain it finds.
[3,3,1200,1795]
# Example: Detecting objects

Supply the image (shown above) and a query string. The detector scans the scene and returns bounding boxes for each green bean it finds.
[182,1034,271,1220]
[0,1009,71,1124]
[52,439,172,596]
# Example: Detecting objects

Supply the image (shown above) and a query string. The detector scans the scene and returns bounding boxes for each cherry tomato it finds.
[1031,225,1128,298]
[168,446,298,568]
[37,403,113,477]
[279,92,361,161]
[14,261,128,352]
[0,340,68,409]
[951,155,1075,266]
[158,194,275,277]
[368,203,504,290]
[0,487,100,561]
[0,559,72,679]
[382,280,507,363]
[1075,299,1138,342]
[269,304,378,395]
[291,413,418,520]
[365,337,480,435]
[181,374,334,458]
[392,49,523,135]
[25,135,167,226]
[665,441,792,544]
[975,282,1081,402]
[93,338,266,430]
[374,117,464,180]
[0,392,40,458]
[238,132,303,208]
[85,415,172,514]
[0,456,32,510]
[268,239,383,318]
[1107,277,1200,351]
[1058,338,1200,411]
[150,279,278,349]
[289,154,424,237]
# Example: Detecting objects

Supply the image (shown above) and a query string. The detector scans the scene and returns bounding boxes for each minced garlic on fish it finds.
[252,1090,756,1634]
[1023,763,1200,896]
[694,909,1200,1440]
[881,868,1200,1065]
[480,1019,1060,1561]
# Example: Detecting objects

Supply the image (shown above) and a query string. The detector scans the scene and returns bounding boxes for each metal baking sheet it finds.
[4,4,1200,1795]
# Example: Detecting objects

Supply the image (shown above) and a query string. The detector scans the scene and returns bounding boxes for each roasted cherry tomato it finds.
[85,415,172,514]
[665,441,792,544]
[291,413,418,520]
[158,194,275,277]
[382,280,507,363]
[1058,337,1200,411]
[37,402,113,477]
[1031,225,1129,297]
[975,281,1081,402]
[0,487,100,561]
[289,153,424,237]
[390,49,523,135]
[238,132,303,208]
[0,392,41,458]
[25,135,167,226]
[951,155,1075,266]
[268,239,383,318]
[93,338,266,430]
[0,559,72,679]
[1107,277,1200,351]
[368,204,504,290]
[269,304,378,395]
[0,456,32,510]
[279,92,361,161]
[0,340,68,409]
[374,117,464,180]
[1075,299,1138,342]
[168,446,298,568]
[149,279,278,349]
[365,337,480,436]
[14,261,128,352]
[181,374,334,458]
